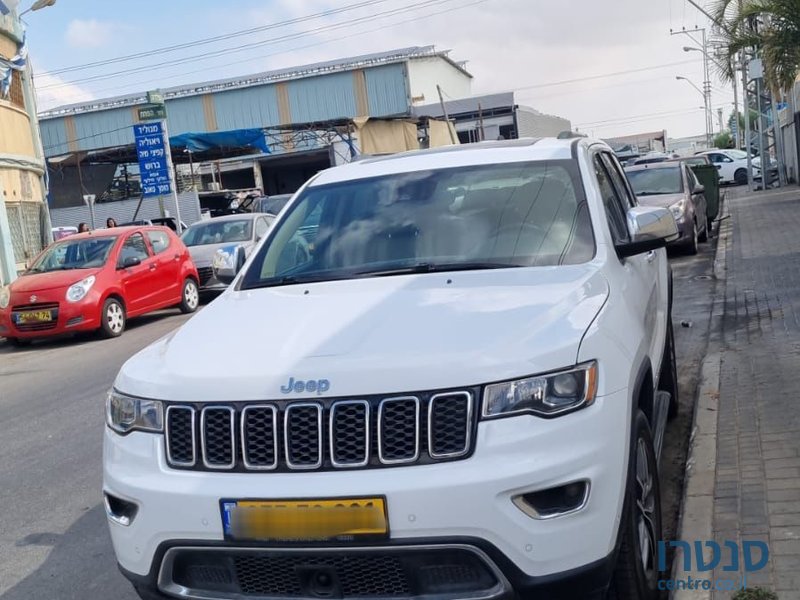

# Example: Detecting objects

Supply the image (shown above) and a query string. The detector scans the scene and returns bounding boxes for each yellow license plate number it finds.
[222,497,388,542]
[18,310,53,324]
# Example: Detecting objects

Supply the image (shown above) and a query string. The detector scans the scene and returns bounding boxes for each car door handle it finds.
[173,254,181,261]
[149,264,157,271]
[646,250,656,263]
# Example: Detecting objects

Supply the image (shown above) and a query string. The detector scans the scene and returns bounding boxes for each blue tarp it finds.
[169,129,270,155]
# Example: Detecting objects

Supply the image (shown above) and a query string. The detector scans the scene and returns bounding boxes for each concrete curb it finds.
[670,204,730,600]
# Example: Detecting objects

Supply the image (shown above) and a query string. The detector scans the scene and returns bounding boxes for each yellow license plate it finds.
[221,497,388,542]
[17,310,53,324]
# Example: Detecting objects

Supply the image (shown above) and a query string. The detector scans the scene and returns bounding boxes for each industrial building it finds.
[413,92,572,142]
[39,46,472,221]
[36,45,572,234]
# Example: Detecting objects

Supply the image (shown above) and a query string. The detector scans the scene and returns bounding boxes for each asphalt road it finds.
[0,231,720,599]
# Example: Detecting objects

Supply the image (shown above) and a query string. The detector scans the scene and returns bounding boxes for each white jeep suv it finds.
[104,138,679,600]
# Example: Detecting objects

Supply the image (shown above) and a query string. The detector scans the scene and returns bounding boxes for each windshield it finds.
[626,167,683,196]
[29,237,117,273]
[241,160,594,289]
[255,196,291,215]
[727,150,748,159]
[181,219,253,246]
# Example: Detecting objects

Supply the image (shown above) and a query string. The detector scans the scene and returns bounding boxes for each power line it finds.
[513,59,700,93]
[39,0,462,90]
[77,0,489,99]
[576,103,730,127]
[39,0,395,77]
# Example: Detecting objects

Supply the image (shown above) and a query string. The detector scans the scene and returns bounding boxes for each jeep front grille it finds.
[164,391,475,472]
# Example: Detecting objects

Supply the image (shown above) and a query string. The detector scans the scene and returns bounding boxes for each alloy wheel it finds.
[106,302,124,334]
[635,437,658,581]
[185,282,199,310]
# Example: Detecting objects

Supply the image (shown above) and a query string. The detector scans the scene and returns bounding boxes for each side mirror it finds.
[212,245,245,285]
[693,183,705,194]
[119,256,141,269]
[616,206,679,258]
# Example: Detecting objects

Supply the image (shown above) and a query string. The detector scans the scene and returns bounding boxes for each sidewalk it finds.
[710,186,800,599]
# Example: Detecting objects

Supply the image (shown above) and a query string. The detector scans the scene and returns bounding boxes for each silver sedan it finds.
[180,213,274,292]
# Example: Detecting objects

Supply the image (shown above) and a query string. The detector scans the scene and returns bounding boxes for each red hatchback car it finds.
[0,226,199,346]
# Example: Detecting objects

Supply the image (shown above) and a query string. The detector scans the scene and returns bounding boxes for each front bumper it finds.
[103,389,630,598]
[0,289,102,340]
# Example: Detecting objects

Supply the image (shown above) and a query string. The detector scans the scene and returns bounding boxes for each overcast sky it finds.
[22,0,736,139]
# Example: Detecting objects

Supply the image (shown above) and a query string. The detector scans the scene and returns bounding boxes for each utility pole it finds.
[436,84,457,144]
[742,53,754,190]
[731,56,741,148]
[718,107,724,134]
[477,102,485,142]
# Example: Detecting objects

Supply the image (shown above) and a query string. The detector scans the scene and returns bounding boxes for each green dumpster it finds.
[690,164,721,223]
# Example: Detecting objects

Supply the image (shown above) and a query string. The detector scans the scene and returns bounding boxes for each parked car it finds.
[630,151,671,165]
[665,154,714,168]
[625,161,709,254]
[0,226,199,346]
[51,226,78,241]
[119,217,188,232]
[251,193,293,216]
[694,149,761,184]
[180,213,274,293]
[104,138,680,600]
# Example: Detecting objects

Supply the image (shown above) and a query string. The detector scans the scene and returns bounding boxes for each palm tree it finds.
[712,0,800,94]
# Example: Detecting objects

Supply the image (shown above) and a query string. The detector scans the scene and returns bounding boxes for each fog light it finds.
[512,481,590,519]
[104,492,138,526]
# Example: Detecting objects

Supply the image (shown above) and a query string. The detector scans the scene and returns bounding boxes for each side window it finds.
[119,233,150,265]
[255,217,269,240]
[593,155,630,245]
[146,230,171,255]
[601,153,636,208]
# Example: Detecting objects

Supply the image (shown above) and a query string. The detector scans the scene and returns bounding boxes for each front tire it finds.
[684,219,698,255]
[734,168,747,185]
[179,278,199,314]
[660,317,679,419]
[100,298,126,338]
[611,410,663,600]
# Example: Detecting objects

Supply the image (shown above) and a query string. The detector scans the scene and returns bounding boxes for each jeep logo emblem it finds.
[280,377,330,395]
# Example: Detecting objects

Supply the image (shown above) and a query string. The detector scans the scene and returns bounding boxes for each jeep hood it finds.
[116,266,609,401]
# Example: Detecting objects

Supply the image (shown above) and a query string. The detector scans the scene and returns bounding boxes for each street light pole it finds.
[677,76,710,145]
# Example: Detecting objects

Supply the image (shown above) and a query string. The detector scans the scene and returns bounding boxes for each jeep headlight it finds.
[0,286,9,309]
[669,200,685,220]
[66,275,96,303]
[483,362,598,418]
[106,390,163,434]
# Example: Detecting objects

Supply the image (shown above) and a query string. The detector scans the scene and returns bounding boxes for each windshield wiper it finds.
[242,271,352,290]
[354,262,519,277]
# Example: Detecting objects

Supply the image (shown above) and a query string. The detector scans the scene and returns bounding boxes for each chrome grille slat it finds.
[200,406,235,470]
[284,403,323,470]
[166,406,196,467]
[329,400,370,468]
[241,405,278,470]
[378,397,420,465]
[428,392,472,458]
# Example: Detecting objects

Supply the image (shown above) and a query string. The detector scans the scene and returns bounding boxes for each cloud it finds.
[64,19,117,49]
[33,71,94,112]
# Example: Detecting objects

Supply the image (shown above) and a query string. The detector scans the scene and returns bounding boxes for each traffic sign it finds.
[133,122,172,198]
[147,90,165,106]
[137,104,167,121]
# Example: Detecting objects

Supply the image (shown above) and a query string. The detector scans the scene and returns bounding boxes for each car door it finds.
[685,167,707,231]
[707,152,734,182]
[145,228,182,305]
[596,152,667,377]
[116,231,158,315]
